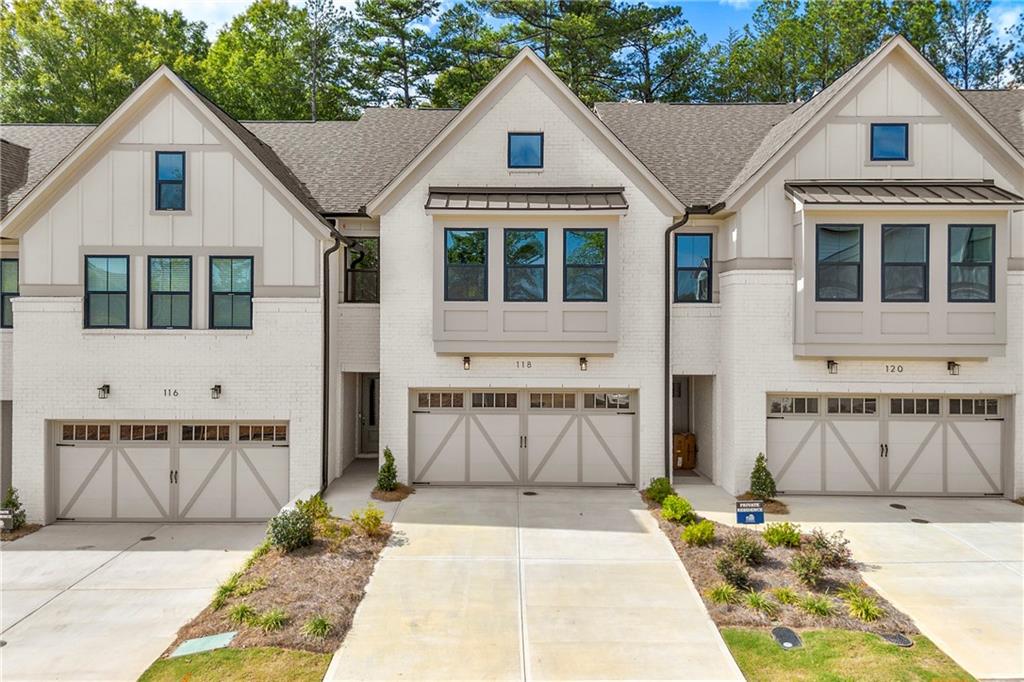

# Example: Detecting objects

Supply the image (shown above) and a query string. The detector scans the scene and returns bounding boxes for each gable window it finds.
[949,225,994,302]
[816,225,862,301]
[210,256,253,329]
[155,151,186,211]
[148,256,192,329]
[85,256,129,328]
[870,123,908,161]
[504,229,546,302]
[508,132,543,169]
[346,237,379,303]
[882,225,928,302]
[444,229,487,301]
[1,259,17,328]
[564,229,607,302]
[675,234,712,303]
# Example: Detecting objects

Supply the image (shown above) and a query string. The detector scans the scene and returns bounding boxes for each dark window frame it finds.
[443,228,488,302]
[503,228,548,302]
[345,237,380,303]
[563,228,608,302]
[147,255,193,329]
[209,256,254,330]
[815,224,863,302]
[0,258,17,328]
[84,255,130,329]
[674,233,713,303]
[881,224,929,303]
[948,224,996,303]
[870,123,909,161]
[154,151,186,211]
[507,132,544,169]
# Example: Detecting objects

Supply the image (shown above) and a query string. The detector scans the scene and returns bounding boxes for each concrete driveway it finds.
[679,478,1024,680]
[1,522,265,681]
[325,485,742,681]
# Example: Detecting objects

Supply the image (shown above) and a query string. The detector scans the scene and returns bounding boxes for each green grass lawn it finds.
[138,647,331,682]
[721,628,974,682]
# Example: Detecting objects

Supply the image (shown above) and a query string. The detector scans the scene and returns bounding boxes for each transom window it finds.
[949,225,994,302]
[471,392,518,408]
[444,229,487,301]
[85,256,129,328]
[417,392,465,408]
[769,396,819,415]
[210,257,253,329]
[949,398,998,416]
[870,123,909,161]
[148,256,192,329]
[584,392,630,409]
[1,259,17,328]
[826,397,877,415]
[120,424,169,441]
[816,225,862,301]
[890,397,939,415]
[564,229,607,302]
[530,392,576,409]
[182,424,231,441]
[675,234,712,303]
[155,151,186,211]
[239,424,288,442]
[504,229,546,302]
[882,225,928,302]
[345,237,379,303]
[507,132,543,169]
[61,424,111,441]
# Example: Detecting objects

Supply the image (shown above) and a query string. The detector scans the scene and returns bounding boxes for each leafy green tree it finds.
[938,0,1010,88]
[300,0,356,120]
[801,0,889,92]
[353,0,440,108]
[706,28,761,102]
[431,3,513,108]
[1010,15,1024,86]
[889,0,947,68]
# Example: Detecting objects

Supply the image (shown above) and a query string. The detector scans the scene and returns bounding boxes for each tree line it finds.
[1,0,1021,124]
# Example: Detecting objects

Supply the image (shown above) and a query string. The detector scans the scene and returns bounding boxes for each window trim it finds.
[507,132,544,169]
[154,151,186,211]
[815,224,863,302]
[674,233,713,303]
[948,224,995,303]
[443,228,488,302]
[147,255,193,329]
[345,237,380,303]
[84,255,130,329]
[881,224,929,303]
[503,228,548,302]
[0,258,17,329]
[563,228,608,302]
[209,255,254,330]
[870,123,909,162]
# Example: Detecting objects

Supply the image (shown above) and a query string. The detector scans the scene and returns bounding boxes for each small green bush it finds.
[228,603,257,626]
[258,608,289,632]
[643,477,675,504]
[809,528,853,568]
[681,519,715,546]
[763,521,802,548]
[715,554,751,589]
[845,594,884,622]
[236,576,268,597]
[706,583,742,605]
[837,582,866,601]
[660,495,697,524]
[749,453,777,500]
[790,549,825,588]
[303,615,333,639]
[799,595,836,618]
[2,486,26,531]
[376,447,398,492]
[243,539,272,571]
[212,572,242,610]
[295,494,332,523]
[267,509,315,552]
[727,534,767,566]
[770,587,799,605]
[320,518,354,551]
[351,503,385,536]
[745,590,779,617]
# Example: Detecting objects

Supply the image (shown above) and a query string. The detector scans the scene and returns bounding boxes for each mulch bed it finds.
[1,523,42,542]
[165,521,391,655]
[735,492,789,515]
[371,484,414,502]
[651,503,917,634]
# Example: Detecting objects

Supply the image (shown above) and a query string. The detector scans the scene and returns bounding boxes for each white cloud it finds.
[994,5,1021,37]
[716,0,753,8]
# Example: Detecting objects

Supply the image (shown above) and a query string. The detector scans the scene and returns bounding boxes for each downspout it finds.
[320,229,344,493]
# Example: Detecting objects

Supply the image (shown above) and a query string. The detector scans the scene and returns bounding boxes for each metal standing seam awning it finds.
[784,180,1024,206]
[425,186,628,211]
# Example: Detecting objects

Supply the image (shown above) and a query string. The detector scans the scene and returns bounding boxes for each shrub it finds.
[2,486,26,531]
[236,576,268,597]
[351,503,385,536]
[303,615,333,639]
[376,447,398,492]
[258,608,289,632]
[706,583,742,605]
[682,519,715,546]
[643,477,675,504]
[212,572,241,610]
[267,509,315,552]
[763,522,802,548]
[320,519,354,551]
[228,603,257,626]
[749,453,777,500]
[745,591,779,617]
[790,549,825,588]
[296,494,332,523]
[799,595,836,617]
[727,534,766,566]
[715,554,751,589]
[837,582,866,601]
[845,594,884,622]
[809,528,853,568]
[243,539,272,571]
[660,495,697,525]
[770,587,799,606]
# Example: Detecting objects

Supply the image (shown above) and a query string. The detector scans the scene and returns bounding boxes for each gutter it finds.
[320,227,345,493]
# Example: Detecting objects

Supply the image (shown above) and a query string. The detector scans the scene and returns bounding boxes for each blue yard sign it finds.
[736,500,765,525]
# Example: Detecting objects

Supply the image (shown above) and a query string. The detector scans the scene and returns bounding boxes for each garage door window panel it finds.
[182,424,231,441]
[826,397,876,415]
[471,392,517,408]
[210,256,253,329]
[882,225,928,302]
[769,396,819,415]
[238,424,288,442]
[530,392,576,409]
[120,424,169,441]
[418,392,464,409]
[445,229,487,301]
[949,398,998,416]
[1,259,17,328]
[949,225,994,302]
[62,423,112,441]
[816,225,862,301]
[504,229,547,302]
[564,229,607,302]
[85,256,129,328]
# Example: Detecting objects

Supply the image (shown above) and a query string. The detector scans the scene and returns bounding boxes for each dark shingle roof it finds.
[961,89,1024,154]
[0,124,93,217]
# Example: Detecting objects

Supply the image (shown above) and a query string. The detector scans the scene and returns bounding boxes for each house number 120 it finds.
[515,361,533,369]
[885,364,903,374]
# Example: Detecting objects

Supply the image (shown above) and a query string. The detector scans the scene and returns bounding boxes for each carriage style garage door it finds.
[765,395,1005,495]
[411,390,636,485]
[54,421,289,521]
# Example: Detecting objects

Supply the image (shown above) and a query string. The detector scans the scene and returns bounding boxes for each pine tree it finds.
[377,447,398,492]
[750,453,777,500]
[2,485,26,530]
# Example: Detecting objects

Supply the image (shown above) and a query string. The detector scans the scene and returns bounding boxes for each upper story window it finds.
[508,132,543,169]
[85,256,129,328]
[564,229,607,302]
[870,123,908,161]
[949,225,994,302]
[210,256,253,329]
[1,259,17,328]
[155,151,186,211]
[148,256,192,329]
[346,237,379,303]
[675,234,712,303]
[882,225,928,302]
[504,229,546,302]
[816,224,862,302]
[444,229,487,301]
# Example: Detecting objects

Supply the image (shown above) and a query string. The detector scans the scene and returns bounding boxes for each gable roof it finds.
[0,125,93,218]
[962,89,1024,154]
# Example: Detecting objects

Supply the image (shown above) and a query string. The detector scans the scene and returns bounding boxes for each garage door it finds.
[54,421,289,521]
[765,395,1004,495]
[411,389,635,485]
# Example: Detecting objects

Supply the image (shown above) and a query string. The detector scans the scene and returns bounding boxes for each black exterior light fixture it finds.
[947,361,960,376]
[211,384,222,399]
[827,360,839,375]
[579,357,588,372]
[463,356,471,371]
[97,384,110,399]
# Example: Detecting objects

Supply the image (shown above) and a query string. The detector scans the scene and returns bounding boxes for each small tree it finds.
[750,453,777,500]
[3,486,27,531]
[376,446,398,492]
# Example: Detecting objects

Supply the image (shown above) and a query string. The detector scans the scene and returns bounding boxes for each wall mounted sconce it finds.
[579,357,588,372]
[211,384,222,399]
[97,384,110,399]
[947,361,960,376]
[463,356,471,371]
[827,360,838,375]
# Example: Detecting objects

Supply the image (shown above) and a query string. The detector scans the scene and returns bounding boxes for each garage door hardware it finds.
[523,491,538,496]
[139,536,156,541]
[889,503,906,510]
[74,544,94,549]
[878,633,913,647]
[878,444,889,458]
[910,518,929,524]
[169,470,179,483]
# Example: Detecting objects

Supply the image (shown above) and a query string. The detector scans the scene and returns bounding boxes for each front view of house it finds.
[1,36,1022,523]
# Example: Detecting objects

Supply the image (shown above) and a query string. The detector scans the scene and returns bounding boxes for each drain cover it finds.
[523,491,538,496]
[910,518,929,524]
[879,633,913,647]
[889,503,906,510]
[139,536,156,541]
[771,627,802,649]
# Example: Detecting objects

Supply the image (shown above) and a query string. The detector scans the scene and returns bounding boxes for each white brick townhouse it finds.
[1,36,1022,523]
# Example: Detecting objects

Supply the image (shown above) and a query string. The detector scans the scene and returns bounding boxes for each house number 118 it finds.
[515,361,533,369]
